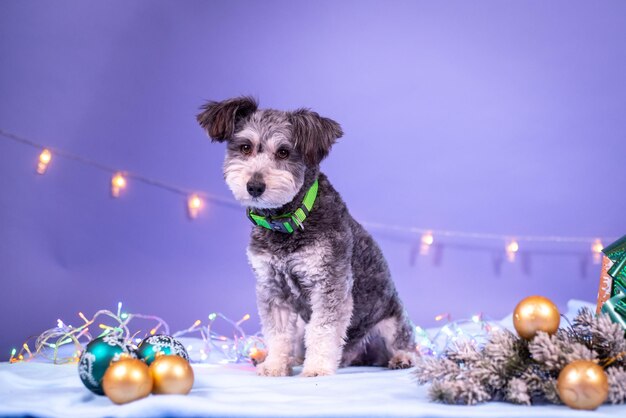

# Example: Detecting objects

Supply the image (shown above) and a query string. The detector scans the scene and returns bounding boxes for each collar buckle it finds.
[247,210,298,234]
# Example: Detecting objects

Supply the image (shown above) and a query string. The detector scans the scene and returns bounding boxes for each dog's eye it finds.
[276,149,289,159]
[240,144,252,155]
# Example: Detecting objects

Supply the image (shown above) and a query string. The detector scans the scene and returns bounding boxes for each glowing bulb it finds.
[111,172,127,197]
[506,239,519,262]
[434,313,450,322]
[420,231,434,255]
[78,312,89,323]
[36,149,52,174]
[187,194,204,219]
[592,239,604,264]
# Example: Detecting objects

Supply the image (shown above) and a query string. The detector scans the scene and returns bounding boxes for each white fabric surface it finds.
[2,300,625,418]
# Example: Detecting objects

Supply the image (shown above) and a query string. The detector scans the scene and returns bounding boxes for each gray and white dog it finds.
[197,97,416,377]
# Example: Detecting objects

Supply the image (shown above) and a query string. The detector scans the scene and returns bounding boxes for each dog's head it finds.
[196,96,343,209]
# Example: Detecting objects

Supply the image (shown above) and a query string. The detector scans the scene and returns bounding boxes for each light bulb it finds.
[506,239,519,262]
[111,173,127,197]
[592,239,603,264]
[419,231,434,255]
[36,149,52,174]
[187,194,204,219]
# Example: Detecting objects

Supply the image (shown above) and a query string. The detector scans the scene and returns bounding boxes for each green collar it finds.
[247,179,318,233]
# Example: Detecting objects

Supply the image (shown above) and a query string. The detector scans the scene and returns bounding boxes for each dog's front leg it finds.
[301,276,354,377]
[256,295,297,377]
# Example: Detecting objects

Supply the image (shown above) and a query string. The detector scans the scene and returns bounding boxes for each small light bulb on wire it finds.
[36,149,52,174]
[111,172,127,197]
[187,194,204,219]
[591,239,604,264]
[506,239,519,263]
[420,231,434,255]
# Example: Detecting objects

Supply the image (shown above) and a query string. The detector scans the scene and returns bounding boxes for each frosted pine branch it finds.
[607,367,626,404]
[505,377,531,405]
[414,356,460,384]
[414,308,626,406]
[528,332,565,371]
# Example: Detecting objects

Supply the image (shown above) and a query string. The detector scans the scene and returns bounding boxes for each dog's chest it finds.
[247,243,322,316]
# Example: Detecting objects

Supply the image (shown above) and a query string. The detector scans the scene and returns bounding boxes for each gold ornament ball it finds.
[150,354,194,395]
[513,295,560,339]
[557,360,609,410]
[102,358,153,404]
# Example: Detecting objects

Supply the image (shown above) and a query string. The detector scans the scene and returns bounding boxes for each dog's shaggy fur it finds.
[197,97,416,377]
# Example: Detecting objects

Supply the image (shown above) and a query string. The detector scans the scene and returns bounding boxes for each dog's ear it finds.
[196,96,258,142]
[288,109,343,166]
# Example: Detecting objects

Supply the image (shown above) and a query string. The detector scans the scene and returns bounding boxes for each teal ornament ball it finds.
[136,335,189,365]
[78,334,134,395]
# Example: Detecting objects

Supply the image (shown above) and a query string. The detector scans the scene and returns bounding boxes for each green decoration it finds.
[247,178,318,233]
[600,235,626,331]
[136,335,189,365]
[77,334,134,395]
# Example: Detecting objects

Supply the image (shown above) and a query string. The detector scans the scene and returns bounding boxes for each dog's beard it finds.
[223,156,304,209]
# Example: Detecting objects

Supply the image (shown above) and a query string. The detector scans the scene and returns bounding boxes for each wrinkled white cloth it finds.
[1,300,625,418]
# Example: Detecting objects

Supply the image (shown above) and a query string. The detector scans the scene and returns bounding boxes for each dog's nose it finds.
[246,179,266,198]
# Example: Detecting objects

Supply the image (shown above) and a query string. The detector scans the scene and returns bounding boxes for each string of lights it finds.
[9,302,266,365]
[9,302,497,363]
[0,128,614,262]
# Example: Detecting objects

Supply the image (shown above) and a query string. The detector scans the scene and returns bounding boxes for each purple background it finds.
[1,0,625,359]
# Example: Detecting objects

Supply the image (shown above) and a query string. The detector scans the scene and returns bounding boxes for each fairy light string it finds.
[9,302,267,365]
[0,128,614,264]
[9,302,500,364]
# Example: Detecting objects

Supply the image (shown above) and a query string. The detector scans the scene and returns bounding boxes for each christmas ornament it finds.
[78,334,134,395]
[557,360,609,410]
[513,295,560,340]
[136,334,189,365]
[150,354,194,395]
[102,357,153,404]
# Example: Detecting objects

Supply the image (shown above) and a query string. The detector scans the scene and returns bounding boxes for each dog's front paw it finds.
[388,351,417,369]
[300,367,335,377]
[301,357,337,377]
[256,360,292,377]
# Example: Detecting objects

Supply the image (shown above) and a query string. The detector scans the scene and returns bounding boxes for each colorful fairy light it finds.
[111,172,127,197]
[9,303,265,365]
[187,194,204,219]
[506,239,519,262]
[592,239,604,264]
[420,231,434,255]
[415,312,498,357]
[36,148,52,174]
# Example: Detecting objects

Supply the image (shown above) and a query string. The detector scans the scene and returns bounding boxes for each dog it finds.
[197,97,416,377]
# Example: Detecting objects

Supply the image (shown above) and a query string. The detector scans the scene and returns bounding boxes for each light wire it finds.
[0,128,614,244]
